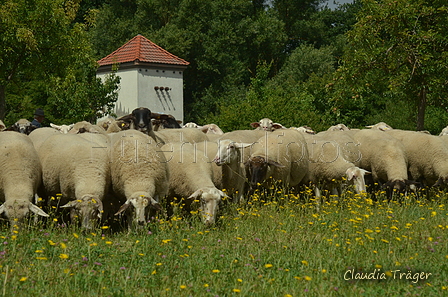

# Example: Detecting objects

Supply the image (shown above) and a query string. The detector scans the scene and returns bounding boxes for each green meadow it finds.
[1,186,447,297]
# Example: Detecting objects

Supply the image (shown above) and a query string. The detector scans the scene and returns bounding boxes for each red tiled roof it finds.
[97,35,189,67]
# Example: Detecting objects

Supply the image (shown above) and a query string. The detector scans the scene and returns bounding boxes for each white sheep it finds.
[250,118,286,131]
[327,123,350,131]
[38,133,111,229]
[28,127,61,151]
[209,139,254,203]
[301,132,369,198]
[341,129,410,194]
[439,125,448,136]
[110,130,169,228]
[69,121,107,135]
[156,128,208,144]
[50,123,74,134]
[161,142,227,225]
[0,132,49,229]
[366,122,393,131]
[291,126,316,134]
[245,130,309,189]
[386,129,448,186]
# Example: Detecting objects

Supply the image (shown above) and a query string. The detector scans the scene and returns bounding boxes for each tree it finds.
[333,0,448,131]
[0,0,119,124]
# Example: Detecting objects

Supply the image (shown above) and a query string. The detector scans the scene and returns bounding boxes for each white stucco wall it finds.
[97,66,184,121]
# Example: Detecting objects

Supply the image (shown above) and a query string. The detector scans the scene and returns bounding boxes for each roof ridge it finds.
[97,35,189,67]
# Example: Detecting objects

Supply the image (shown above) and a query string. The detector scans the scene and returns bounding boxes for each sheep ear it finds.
[272,123,284,129]
[234,142,253,149]
[29,203,49,217]
[250,122,260,128]
[50,123,60,129]
[149,198,162,211]
[60,200,79,208]
[0,203,4,215]
[188,189,203,200]
[267,159,285,168]
[96,200,104,219]
[115,200,131,216]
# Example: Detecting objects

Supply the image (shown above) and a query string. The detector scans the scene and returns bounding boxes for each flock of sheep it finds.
[1,108,448,231]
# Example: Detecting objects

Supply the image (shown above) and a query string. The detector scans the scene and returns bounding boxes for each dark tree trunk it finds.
[416,86,426,131]
[0,84,5,121]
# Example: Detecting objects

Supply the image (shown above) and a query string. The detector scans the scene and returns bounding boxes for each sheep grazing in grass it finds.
[245,130,309,189]
[386,129,448,187]
[301,132,368,198]
[38,133,111,229]
[50,123,74,134]
[341,129,411,196]
[0,132,49,229]
[110,130,168,229]
[210,139,253,203]
[162,142,227,226]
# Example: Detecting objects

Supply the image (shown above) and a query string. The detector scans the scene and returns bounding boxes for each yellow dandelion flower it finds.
[59,254,69,259]
[265,264,273,268]
[60,243,67,249]
[19,277,27,282]
[212,269,220,273]
[204,284,209,288]
[233,289,241,293]
[301,260,308,266]
[180,285,187,289]
[73,233,79,238]
[304,276,312,281]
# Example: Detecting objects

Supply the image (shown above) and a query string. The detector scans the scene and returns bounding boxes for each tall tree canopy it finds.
[331,0,448,130]
[0,0,119,125]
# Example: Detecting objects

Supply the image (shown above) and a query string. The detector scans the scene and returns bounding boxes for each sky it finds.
[321,0,354,10]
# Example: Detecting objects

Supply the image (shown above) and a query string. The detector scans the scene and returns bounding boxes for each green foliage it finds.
[333,0,448,130]
[206,44,338,132]
[0,0,119,125]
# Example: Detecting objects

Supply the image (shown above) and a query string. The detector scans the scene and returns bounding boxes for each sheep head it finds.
[213,139,252,166]
[0,199,49,229]
[345,167,370,194]
[50,123,74,134]
[60,195,103,229]
[251,118,284,131]
[115,193,161,227]
[188,187,226,226]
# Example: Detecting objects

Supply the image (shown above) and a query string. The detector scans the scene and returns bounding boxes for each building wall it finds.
[137,68,184,122]
[97,66,184,122]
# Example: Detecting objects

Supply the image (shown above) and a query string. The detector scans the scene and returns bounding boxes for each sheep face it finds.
[50,123,74,134]
[213,139,252,166]
[115,193,161,227]
[245,156,284,188]
[132,107,153,133]
[0,199,49,229]
[183,122,200,128]
[345,167,370,194]
[10,119,35,134]
[188,188,225,226]
[61,195,103,229]
[251,118,273,131]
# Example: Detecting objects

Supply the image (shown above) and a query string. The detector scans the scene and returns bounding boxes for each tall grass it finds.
[1,185,447,297]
